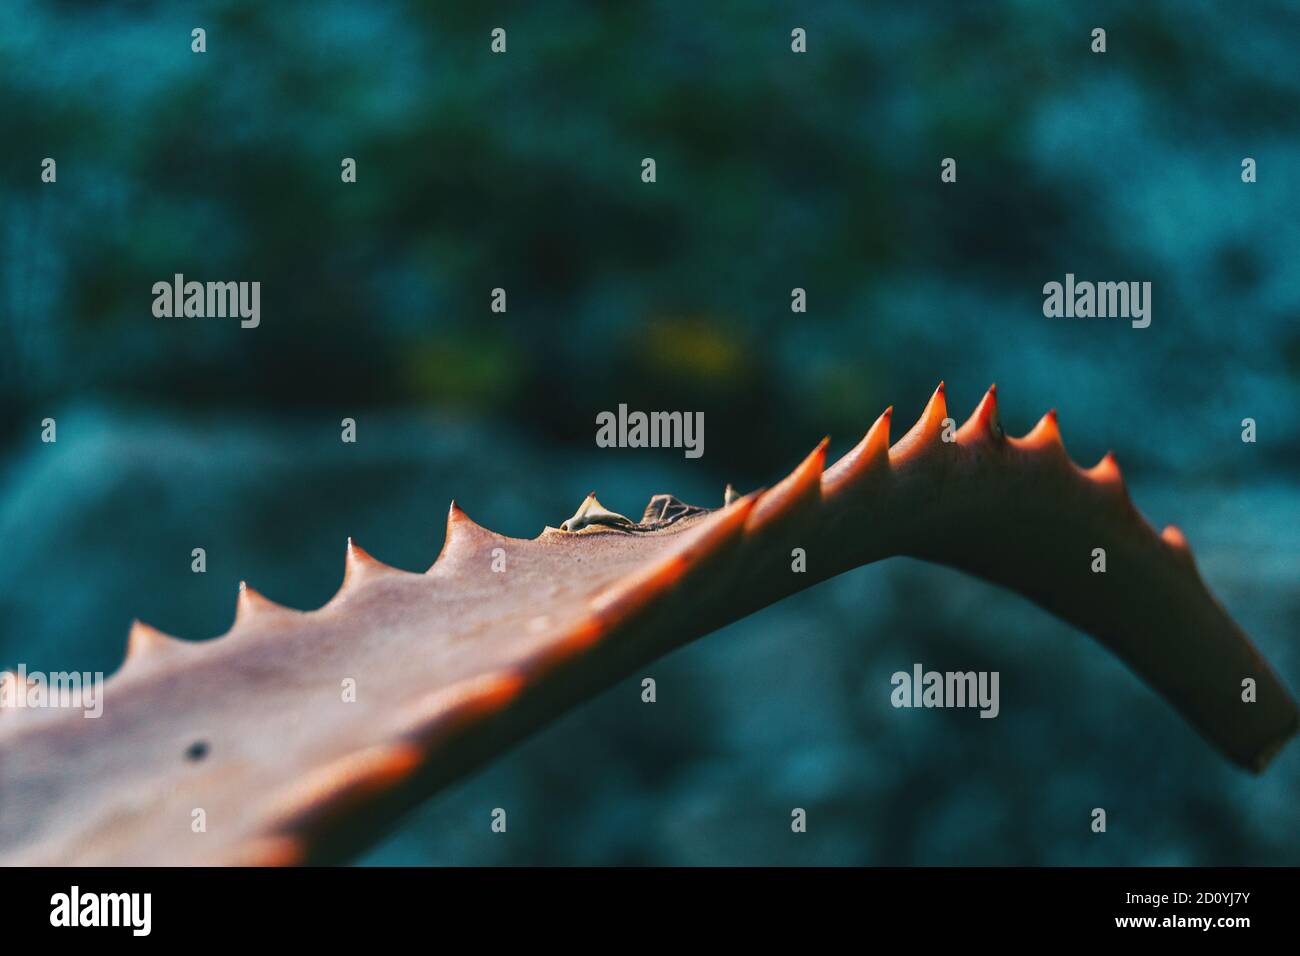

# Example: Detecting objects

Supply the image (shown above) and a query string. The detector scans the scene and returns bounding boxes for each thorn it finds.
[1015,407,1063,449]
[1162,524,1190,551]
[927,381,948,434]
[824,407,891,497]
[126,619,184,659]
[1161,524,1197,566]
[1087,450,1124,486]
[441,500,496,553]
[746,438,827,532]
[959,383,1002,442]
[235,581,295,624]
[723,483,738,506]
[346,536,377,565]
[342,537,390,588]
[891,382,948,458]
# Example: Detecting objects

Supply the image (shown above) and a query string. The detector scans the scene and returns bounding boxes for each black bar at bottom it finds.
[2,866,1290,941]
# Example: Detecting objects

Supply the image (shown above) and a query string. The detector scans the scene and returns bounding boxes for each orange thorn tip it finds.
[437,501,500,566]
[747,440,826,531]
[446,500,467,530]
[960,384,1002,440]
[447,500,491,535]
[924,382,948,424]
[343,538,389,583]
[1085,450,1122,483]
[1025,408,1062,445]
[824,410,891,494]
[920,382,948,429]
[127,619,181,657]
[984,385,1002,429]
[891,386,949,455]
[236,581,288,621]
[1162,525,1189,550]
[346,537,376,563]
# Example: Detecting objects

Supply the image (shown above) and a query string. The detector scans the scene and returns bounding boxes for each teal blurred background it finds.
[1,1,1297,864]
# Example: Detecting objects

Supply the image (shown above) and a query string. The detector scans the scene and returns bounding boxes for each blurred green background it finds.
[2,0,1297,864]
